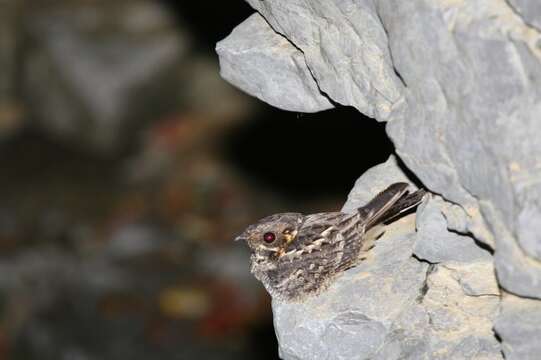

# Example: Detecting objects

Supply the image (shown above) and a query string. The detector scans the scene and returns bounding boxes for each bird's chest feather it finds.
[261,238,359,300]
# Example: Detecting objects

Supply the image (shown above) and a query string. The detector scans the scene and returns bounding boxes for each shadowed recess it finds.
[223,106,394,200]
[160,0,254,50]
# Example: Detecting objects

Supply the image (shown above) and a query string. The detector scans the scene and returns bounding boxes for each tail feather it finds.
[378,188,426,224]
[358,182,425,230]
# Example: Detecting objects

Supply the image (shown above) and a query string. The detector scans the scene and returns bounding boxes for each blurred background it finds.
[0,1,392,359]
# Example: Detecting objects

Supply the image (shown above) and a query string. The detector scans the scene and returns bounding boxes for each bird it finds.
[235,182,426,302]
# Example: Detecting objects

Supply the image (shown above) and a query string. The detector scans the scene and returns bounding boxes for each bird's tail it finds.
[358,182,426,231]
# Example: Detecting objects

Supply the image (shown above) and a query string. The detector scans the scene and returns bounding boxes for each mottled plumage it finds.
[235,183,426,302]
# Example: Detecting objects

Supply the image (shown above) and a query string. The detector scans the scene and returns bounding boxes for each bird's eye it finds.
[263,232,276,243]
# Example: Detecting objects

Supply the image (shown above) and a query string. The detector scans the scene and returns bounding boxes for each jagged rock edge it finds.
[393,135,497,254]
[411,201,504,349]
[504,0,541,32]
[252,10,337,108]
[372,8,408,89]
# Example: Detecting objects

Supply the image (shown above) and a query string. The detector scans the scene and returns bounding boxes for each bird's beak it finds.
[234,235,245,242]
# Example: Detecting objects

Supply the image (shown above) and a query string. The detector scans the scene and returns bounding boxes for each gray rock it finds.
[495,294,541,360]
[508,0,541,30]
[516,201,541,260]
[380,0,541,299]
[437,200,470,235]
[414,196,492,264]
[442,261,499,298]
[243,0,405,120]
[417,263,500,359]
[23,1,187,152]
[216,14,333,113]
[489,205,541,298]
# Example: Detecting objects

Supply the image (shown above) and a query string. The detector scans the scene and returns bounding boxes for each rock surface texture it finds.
[218,1,541,359]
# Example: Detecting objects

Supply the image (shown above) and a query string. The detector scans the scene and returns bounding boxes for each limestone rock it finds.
[508,0,541,30]
[414,196,492,264]
[495,294,541,360]
[216,14,333,113]
[237,0,405,120]
[379,0,541,299]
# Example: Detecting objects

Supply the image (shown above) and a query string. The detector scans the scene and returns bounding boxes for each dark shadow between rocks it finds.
[222,105,394,201]
[159,1,255,51]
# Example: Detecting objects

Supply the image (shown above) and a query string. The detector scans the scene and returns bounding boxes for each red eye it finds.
[263,232,276,243]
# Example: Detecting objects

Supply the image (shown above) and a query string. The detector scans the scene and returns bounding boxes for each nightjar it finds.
[235,182,426,302]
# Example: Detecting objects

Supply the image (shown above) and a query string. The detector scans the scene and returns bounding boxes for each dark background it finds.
[0,1,392,359]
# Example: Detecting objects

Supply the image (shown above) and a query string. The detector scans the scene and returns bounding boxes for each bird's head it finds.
[235,213,304,258]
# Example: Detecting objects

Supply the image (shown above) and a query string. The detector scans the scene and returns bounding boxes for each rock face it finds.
[508,0,541,30]
[217,0,541,359]
[216,14,333,113]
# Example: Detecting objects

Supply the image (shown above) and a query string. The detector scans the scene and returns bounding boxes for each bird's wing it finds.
[281,212,356,254]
